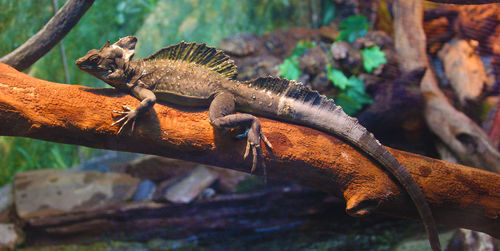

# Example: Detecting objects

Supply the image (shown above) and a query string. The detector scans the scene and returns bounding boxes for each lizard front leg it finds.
[112,82,156,133]
[209,92,272,174]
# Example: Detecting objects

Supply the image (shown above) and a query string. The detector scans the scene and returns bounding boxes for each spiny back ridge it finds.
[144,41,238,79]
[249,76,343,113]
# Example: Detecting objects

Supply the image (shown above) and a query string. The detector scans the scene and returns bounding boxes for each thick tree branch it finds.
[425,0,500,4]
[394,0,500,173]
[0,0,95,71]
[0,63,499,237]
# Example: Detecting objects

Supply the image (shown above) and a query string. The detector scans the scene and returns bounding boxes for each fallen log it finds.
[0,63,499,238]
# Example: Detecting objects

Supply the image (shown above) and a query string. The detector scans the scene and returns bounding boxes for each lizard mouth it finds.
[101,70,112,78]
[75,60,108,74]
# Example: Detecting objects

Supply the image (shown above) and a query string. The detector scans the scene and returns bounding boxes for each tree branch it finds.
[0,63,499,237]
[425,0,500,4]
[0,0,95,71]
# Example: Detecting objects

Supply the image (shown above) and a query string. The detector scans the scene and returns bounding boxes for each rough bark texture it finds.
[394,0,500,173]
[489,104,500,147]
[0,0,95,71]
[0,63,499,237]
[426,0,500,4]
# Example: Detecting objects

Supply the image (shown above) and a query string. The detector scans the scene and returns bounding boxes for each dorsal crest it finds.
[144,41,238,79]
[248,76,341,111]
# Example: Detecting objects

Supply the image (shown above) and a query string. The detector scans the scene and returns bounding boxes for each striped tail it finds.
[246,77,441,251]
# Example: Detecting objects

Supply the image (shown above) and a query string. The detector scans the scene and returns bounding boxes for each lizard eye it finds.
[88,55,100,63]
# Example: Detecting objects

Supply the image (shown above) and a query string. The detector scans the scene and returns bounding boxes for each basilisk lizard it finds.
[76,36,441,251]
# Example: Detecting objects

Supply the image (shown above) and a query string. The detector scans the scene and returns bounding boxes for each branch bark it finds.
[0,0,95,71]
[393,0,500,173]
[425,0,500,4]
[0,63,499,237]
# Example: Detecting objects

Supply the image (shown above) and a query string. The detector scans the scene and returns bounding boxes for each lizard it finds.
[75,36,441,251]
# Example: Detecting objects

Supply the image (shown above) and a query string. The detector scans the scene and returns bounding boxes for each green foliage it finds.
[327,68,349,90]
[291,41,317,58]
[0,137,99,185]
[135,0,322,57]
[279,38,373,116]
[0,0,158,185]
[278,41,316,80]
[326,66,372,115]
[0,1,365,185]
[279,58,301,81]
[361,46,386,73]
[337,15,369,43]
[321,0,336,26]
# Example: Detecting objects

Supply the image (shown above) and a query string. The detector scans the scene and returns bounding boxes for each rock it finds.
[298,47,328,76]
[353,31,394,50]
[438,39,488,105]
[200,188,216,199]
[0,183,13,223]
[0,223,22,249]
[14,169,140,219]
[394,230,454,251]
[261,28,320,59]
[154,166,218,204]
[132,180,156,201]
[235,54,281,80]
[134,0,321,58]
[207,167,250,193]
[318,25,339,42]
[446,229,496,251]
[124,156,198,182]
[218,33,262,57]
[331,41,351,60]
[311,73,331,93]
[75,151,141,173]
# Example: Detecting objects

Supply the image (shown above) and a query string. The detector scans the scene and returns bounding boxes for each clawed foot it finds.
[243,127,273,174]
[111,105,138,133]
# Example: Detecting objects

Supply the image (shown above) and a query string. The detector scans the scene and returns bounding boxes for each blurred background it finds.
[0,0,499,250]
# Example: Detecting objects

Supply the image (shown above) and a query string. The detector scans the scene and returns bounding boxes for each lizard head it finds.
[76,36,137,87]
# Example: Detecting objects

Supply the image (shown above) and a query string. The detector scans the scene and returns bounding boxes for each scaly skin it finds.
[76,36,441,251]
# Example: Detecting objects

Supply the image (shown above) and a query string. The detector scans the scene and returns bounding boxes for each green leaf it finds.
[278,41,316,80]
[335,93,362,116]
[278,58,301,81]
[337,15,369,43]
[326,67,349,90]
[345,76,372,104]
[361,46,387,73]
[345,87,372,105]
[289,41,316,59]
[333,76,372,116]
[321,1,336,26]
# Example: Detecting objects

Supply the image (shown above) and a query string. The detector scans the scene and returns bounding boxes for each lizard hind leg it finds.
[209,92,272,176]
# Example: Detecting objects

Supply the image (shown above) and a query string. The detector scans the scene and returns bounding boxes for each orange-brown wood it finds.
[0,63,499,237]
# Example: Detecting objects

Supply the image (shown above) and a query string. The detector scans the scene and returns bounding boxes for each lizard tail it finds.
[241,76,441,251]
[348,125,442,251]
[291,100,441,251]
[292,102,441,251]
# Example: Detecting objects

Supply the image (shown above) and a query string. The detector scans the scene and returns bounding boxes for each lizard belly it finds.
[154,91,212,107]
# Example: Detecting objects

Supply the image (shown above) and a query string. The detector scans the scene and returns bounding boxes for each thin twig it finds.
[0,0,95,71]
[52,0,71,83]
